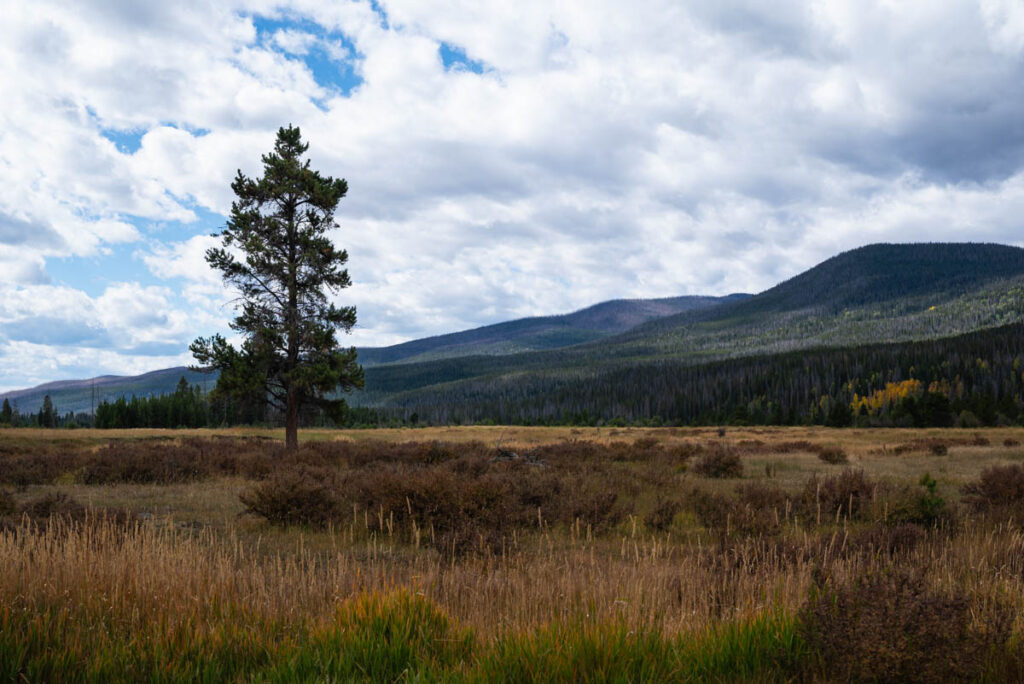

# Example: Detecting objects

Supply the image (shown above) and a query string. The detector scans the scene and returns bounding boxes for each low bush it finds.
[688,484,788,537]
[79,443,209,484]
[844,521,926,557]
[643,497,681,532]
[887,473,949,527]
[893,438,952,455]
[797,568,1012,682]
[0,449,80,487]
[816,447,848,465]
[344,465,526,555]
[18,492,86,523]
[962,464,1024,517]
[802,469,876,520]
[240,448,637,553]
[632,436,660,451]
[692,446,743,478]
[0,489,15,517]
[772,441,824,454]
[563,484,632,533]
[736,482,789,512]
[239,464,343,527]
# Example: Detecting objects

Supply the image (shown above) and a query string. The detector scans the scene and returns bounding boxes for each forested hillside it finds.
[353,243,1024,404]
[8,242,1024,428]
[378,322,1024,427]
[1,367,216,416]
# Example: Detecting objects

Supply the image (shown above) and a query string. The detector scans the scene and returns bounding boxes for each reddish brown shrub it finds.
[772,440,824,454]
[692,445,743,478]
[736,482,790,511]
[563,484,632,532]
[798,568,1012,683]
[802,469,876,520]
[0,448,80,487]
[632,436,660,451]
[688,484,786,537]
[962,464,1024,516]
[664,442,702,466]
[0,489,15,517]
[19,492,86,522]
[239,464,343,527]
[643,497,681,532]
[78,443,210,484]
[817,447,848,465]
[845,521,926,557]
[893,438,952,455]
[815,448,847,464]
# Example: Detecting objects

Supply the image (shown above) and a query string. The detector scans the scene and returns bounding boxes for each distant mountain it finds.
[356,242,1024,408]
[635,242,1024,333]
[2,367,216,416]
[0,294,743,413]
[358,294,749,366]
[10,242,1024,420]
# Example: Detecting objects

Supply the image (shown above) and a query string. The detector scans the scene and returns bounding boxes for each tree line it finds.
[0,394,90,429]
[375,322,1024,428]
[8,322,1024,430]
[0,376,401,430]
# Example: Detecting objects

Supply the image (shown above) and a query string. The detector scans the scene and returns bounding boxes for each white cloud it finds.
[1,0,1024,388]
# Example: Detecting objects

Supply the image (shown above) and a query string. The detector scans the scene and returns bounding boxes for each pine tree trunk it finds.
[285,206,299,453]
[285,384,299,451]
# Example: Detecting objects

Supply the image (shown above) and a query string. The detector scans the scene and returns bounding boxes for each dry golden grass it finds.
[4,426,1024,680]
[5,511,1023,637]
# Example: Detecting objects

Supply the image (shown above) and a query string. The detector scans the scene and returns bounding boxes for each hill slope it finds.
[358,294,748,366]
[379,321,1024,426]
[634,242,1024,334]
[9,242,1024,419]
[2,367,216,416]
[1,294,741,413]
[355,242,1024,405]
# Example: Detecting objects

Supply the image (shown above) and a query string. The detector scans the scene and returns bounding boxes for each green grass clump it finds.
[265,591,474,682]
[463,612,802,683]
[1,590,805,683]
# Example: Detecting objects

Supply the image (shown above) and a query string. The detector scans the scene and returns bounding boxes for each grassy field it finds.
[3,426,1024,681]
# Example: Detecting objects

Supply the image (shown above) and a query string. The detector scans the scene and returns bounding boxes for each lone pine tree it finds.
[191,125,363,450]
[38,395,56,429]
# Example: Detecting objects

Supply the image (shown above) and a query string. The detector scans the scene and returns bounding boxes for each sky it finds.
[2,0,1024,392]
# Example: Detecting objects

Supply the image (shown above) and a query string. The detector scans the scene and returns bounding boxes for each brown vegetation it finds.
[4,426,1024,679]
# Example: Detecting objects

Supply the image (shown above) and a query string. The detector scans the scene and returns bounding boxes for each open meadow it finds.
[4,425,1024,681]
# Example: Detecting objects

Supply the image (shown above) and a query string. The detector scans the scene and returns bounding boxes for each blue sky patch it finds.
[439,42,486,73]
[48,242,151,297]
[251,15,363,96]
[48,202,225,297]
[100,127,144,154]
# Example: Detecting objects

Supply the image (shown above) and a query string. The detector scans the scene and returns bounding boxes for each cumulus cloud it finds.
[2,0,1024,389]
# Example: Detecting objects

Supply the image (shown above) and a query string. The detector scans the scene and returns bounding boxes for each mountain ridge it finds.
[2,293,743,413]
[7,242,1024,416]
[358,293,749,366]
[354,242,1024,406]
